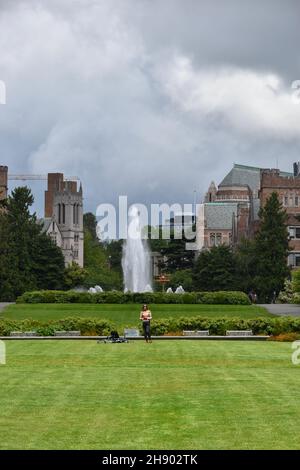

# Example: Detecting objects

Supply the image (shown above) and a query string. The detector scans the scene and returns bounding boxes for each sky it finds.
[0,0,300,216]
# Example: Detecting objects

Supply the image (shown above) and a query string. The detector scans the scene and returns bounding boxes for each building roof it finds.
[219,163,293,190]
[219,164,261,191]
[205,202,238,230]
[37,217,60,233]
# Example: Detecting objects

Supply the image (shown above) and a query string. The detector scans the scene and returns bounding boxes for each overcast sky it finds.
[1,0,300,215]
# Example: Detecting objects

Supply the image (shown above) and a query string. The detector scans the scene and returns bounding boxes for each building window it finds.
[296,256,300,267]
[296,228,300,239]
[58,204,61,224]
[216,233,222,246]
[74,234,79,242]
[62,203,66,224]
[284,196,288,206]
[73,204,76,224]
[74,250,78,259]
[52,221,55,232]
[296,196,299,206]
[210,233,216,246]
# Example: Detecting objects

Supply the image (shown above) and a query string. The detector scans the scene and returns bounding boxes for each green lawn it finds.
[1,303,272,328]
[0,340,299,449]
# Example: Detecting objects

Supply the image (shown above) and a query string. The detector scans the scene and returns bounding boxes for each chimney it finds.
[293,162,300,177]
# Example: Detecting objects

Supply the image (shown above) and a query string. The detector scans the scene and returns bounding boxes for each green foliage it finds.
[83,217,122,290]
[1,316,300,337]
[64,262,88,289]
[0,317,113,336]
[193,245,239,291]
[17,289,250,305]
[0,187,65,300]
[278,279,294,303]
[253,192,290,302]
[292,269,300,294]
[167,269,193,292]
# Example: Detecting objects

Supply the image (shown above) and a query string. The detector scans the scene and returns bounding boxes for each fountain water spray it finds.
[122,206,152,292]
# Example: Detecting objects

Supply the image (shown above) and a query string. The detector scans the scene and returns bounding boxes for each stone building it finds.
[40,173,84,267]
[0,165,8,201]
[197,164,261,250]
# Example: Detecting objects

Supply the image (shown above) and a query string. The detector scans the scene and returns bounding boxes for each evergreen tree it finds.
[0,187,65,300]
[193,245,239,291]
[253,192,289,301]
[32,233,65,290]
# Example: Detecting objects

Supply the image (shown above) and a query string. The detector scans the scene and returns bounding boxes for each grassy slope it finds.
[0,340,299,450]
[1,303,272,328]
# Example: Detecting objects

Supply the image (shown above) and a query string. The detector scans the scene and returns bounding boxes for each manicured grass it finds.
[1,303,272,327]
[0,340,299,449]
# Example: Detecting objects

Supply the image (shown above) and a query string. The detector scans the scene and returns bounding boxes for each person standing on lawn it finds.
[140,304,152,343]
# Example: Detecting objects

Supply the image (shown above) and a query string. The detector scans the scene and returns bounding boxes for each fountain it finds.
[166,287,173,294]
[94,285,104,293]
[175,285,185,294]
[122,206,152,292]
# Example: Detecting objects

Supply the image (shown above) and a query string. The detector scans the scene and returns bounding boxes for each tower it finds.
[0,165,8,201]
[204,181,217,202]
[44,173,84,267]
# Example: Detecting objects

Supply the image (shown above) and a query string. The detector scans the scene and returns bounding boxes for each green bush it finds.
[17,290,251,305]
[0,317,113,336]
[1,316,300,336]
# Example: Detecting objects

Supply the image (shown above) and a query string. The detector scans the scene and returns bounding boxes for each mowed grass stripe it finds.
[1,303,272,328]
[0,340,299,449]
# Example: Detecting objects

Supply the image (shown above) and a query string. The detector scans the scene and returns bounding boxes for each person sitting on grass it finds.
[140,304,152,343]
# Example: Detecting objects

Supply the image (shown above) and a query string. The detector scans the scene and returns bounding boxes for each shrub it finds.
[2,316,300,337]
[17,290,251,305]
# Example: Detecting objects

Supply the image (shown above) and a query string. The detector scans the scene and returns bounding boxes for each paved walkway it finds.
[259,304,300,317]
[0,303,13,314]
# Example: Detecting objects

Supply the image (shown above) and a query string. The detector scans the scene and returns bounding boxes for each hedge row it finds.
[16,290,251,305]
[1,316,300,336]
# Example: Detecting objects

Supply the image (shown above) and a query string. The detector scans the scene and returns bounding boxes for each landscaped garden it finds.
[0,340,299,450]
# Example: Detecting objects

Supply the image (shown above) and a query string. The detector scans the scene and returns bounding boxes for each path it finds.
[0,303,13,314]
[259,304,300,317]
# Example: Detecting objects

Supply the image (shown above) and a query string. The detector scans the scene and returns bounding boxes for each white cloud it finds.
[155,55,300,138]
[0,0,300,216]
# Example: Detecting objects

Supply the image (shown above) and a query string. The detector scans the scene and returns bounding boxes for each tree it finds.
[0,187,65,300]
[32,233,65,290]
[168,269,193,292]
[253,192,289,302]
[64,262,88,289]
[83,213,122,290]
[193,245,239,291]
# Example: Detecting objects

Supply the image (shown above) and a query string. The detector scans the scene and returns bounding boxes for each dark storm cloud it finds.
[0,0,300,216]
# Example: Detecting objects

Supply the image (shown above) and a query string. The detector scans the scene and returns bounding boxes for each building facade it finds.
[41,173,84,267]
[0,165,8,201]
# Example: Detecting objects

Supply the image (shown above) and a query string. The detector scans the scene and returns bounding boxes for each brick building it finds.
[259,164,300,268]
